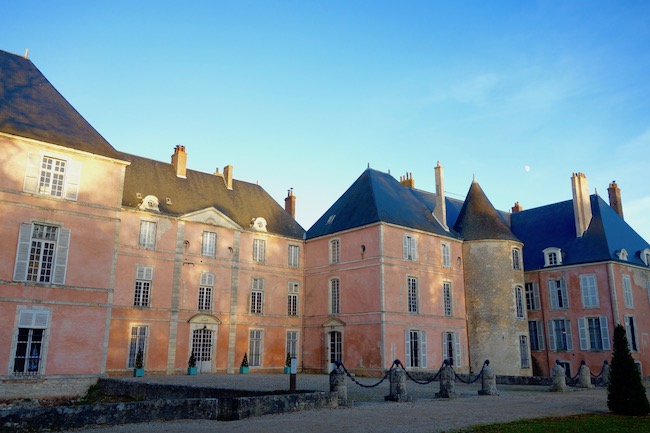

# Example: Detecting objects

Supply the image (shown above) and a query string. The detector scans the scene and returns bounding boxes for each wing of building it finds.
[1,49,649,397]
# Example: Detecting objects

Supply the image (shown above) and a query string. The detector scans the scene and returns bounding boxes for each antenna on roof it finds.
[367,163,370,168]
[24,48,29,59]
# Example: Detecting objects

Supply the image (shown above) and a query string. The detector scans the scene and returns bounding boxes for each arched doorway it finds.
[322,317,345,372]
[188,314,221,373]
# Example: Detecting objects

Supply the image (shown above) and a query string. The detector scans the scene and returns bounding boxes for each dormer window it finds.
[139,195,160,212]
[543,247,562,267]
[640,249,650,266]
[616,249,628,261]
[250,217,268,233]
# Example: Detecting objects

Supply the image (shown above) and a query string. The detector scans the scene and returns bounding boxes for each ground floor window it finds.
[548,319,573,351]
[191,328,213,363]
[13,309,50,376]
[442,331,461,367]
[286,330,298,360]
[528,320,544,351]
[405,330,427,368]
[249,329,263,366]
[519,335,530,368]
[128,326,147,368]
[329,331,342,364]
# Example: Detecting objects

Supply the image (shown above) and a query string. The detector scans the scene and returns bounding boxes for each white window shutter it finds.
[565,320,573,351]
[412,237,417,261]
[64,160,81,200]
[34,311,49,328]
[421,331,427,368]
[560,279,568,308]
[453,333,461,366]
[405,330,411,367]
[533,284,541,310]
[52,227,70,285]
[403,236,408,259]
[577,317,588,350]
[600,316,611,350]
[23,153,40,193]
[18,310,49,328]
[548,321,556,351]
[201,272,214,286]
[536,321,545,350]
[13,223,32,281]
[442,332,448,361]
[548,281,557,309]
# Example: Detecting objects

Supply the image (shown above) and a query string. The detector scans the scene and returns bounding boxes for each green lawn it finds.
[450,413,650,433]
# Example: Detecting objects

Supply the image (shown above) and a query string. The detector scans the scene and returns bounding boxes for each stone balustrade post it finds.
[549,360,568,392]
[576,361,594,388]
[435,360,457,398]
[329,364,347,404]
[385,361,411,402]
[478,360,499,396]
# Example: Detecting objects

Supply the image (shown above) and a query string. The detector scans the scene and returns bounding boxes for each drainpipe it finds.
[607,263,621,325]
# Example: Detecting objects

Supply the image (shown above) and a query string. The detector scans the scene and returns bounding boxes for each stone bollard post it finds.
[435,360,457,398]
[478,360,499,396]
[576,361,594,388]
[601,361,611,387]
[549,360,569,392]
[329,363,348,404]
[385,361,411,402]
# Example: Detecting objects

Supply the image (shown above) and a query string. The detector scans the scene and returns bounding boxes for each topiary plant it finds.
[285,352,292,367]
[607,324,650,415]
[241,352,249,367]
[188,351,196,368]
[135,349,144,369]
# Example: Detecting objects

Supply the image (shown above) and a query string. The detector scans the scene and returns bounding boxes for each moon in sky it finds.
[524,165,531,172]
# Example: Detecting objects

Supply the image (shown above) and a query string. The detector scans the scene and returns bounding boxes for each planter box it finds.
[283,366,291,374]
[239,366,249,374]
[187,367,198,375]
[133,368,145,377]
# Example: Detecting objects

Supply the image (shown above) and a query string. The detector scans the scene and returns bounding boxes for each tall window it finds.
[127,325,147,368]
[578,316,610,351]
[580,275,599,308]
[329,331,342,364]
[442,332,461,367]
[201,231,216,257]
[198,272,214,311]
[443,282,452,317]
[253,239,266,263]
[624,315,638,351]
[24,154,80,200]
[543,247,562,266]
[192,328,213,366]
[525,282,541,311]
[286,330,298,360]
[512,248,521,270]
[13,309,50,375]
[441,243,451,268]
[288,282,299,316]
[622,275,633,308]
[407,276,418,313]
[515,286,525,319]
[288,244,300,267]
[403,234,417,261]
[330,278,340,315]
[249,329,263,366]
[329,239,340,264]
[134,265,153,307]
[139,221,156,249]
[519,336,530,368]
[14,222,70,285]
[406,330,427,368]
[38,156,66,197]
[528,320,544,351]
[250,278,264,314]
[548,319,573,351]
[548,279,568,309]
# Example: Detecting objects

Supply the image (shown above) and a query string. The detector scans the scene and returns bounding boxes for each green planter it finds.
[133,368,144,377]
[239,366,249,374]
[187,367,198,375]
[284,366,291,374]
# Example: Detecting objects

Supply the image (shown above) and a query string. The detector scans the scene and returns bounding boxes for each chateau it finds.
[2,49,649,397]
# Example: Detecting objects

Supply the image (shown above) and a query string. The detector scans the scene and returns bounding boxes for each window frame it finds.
[23,153,81,201]
[329,278,340,315]
[201,231,217,258]
[403,234,417,261]
[198,272,215,311]
[525,282,541,311]
[515,286,525,319]
[580,274,599,308]
[127,325,148,368]
[443,281,453,317]
[250,278,264,314]
[329,239,340,264]
[407,276,419,314]
[248,329,263,367]
[577,316,610,351]
[12,309,50,376]
[543,247,562,267]
[512,248,522,270]
[288,244,300,267]
[441,242,451,268]
[624,315,638,352]
[442,331,461,367]
[548,278,568,310]
[405,329,427,368]
[138,220,157,250]
[134,265,153,307]
[548,318,573,352]
[519,335,530,368]
[287,282,299,316]
[286,330,299,360]
[253,239,266,263]
[14,222,70,285]
[528,320,545,351]
[622,275,634,308]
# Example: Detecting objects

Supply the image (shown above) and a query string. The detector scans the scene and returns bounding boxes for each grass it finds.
[450,413,650,433]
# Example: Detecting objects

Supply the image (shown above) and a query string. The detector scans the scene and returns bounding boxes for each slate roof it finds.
[0,49,122,160]
[119,152,305,240]
[306,169,461,239]
[511,195,650,271]
[453,180,520,242]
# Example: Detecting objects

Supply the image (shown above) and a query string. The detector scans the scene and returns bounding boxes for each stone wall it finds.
[0,375,98,399]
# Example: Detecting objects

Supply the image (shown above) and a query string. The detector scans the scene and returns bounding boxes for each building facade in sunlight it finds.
[2,49,649,397]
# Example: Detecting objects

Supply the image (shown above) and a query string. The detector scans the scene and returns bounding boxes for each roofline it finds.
[523,259,650,274]
[306,220,462,243]
[1,131,130,166]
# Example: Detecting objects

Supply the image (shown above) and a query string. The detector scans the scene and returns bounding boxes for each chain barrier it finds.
[401,361,446,385]
[337,360,394,388]
[453,360,486,384]
[590,361,608,378]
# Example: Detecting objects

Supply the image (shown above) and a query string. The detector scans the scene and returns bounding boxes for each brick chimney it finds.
[434,161,448,230]
[511,202,523,213]
[399,173,415,188]
[285,188,296,218]
[223,165,233,190]
[571,172,592,237]
[607,181,624,219]
[171,145,187,178]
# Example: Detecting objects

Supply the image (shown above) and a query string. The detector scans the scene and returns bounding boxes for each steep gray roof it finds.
[307,169,460,239]
[453,180,520,242]
[0,50,121,160]
[119,152,305,240]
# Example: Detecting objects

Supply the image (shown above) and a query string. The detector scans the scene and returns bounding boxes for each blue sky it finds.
[4,1,650,241]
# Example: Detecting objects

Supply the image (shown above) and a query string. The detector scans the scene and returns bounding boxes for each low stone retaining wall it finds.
[0,375,98,399]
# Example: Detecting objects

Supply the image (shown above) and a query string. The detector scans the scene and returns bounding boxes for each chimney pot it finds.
[511,202,523,213]
[223,165,233,190]
[285,188,296,218]
[171,145,187,178]
[571,172,592,237]
[607,181,624,218]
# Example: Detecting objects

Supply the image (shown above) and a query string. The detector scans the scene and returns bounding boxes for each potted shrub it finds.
[239,353,249,374]
[284,352,291,374]
[187,351,198,375]
[133,349,145,377]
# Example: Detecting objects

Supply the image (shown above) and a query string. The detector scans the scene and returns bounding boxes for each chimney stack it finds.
[434,161,448,230]
[571,172,592,237]
[607,181,624,219]
[511,202,523,213]
[223,165,233,190]
[399,172,415,188]
[285,188,296,218]
[171,145,187,178]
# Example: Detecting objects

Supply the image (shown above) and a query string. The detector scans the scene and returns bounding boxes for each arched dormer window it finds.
[543,247,562,267]
[139,195,160,212]
[616,249,628,261]
[641,249,650,266]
